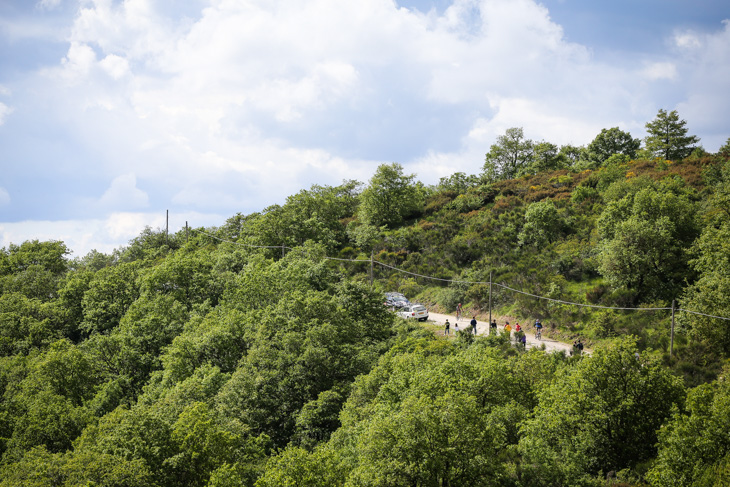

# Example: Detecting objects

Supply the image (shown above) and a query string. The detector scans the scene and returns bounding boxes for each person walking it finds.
[470,316,477,335]
[490,320,497,335]
[504,321,512,339]
[444,319,451,336]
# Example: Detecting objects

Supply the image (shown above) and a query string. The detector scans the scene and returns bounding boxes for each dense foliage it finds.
[0,111,729,485]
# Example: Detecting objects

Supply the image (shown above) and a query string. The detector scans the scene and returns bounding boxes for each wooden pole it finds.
[370,249,374,287]
[670,299,676,357]
[488,270,493,328]
[185,221,189,243]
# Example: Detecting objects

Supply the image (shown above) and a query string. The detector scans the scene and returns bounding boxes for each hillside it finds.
[1,133,730,485]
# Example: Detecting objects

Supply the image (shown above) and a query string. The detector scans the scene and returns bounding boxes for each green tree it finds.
[648,370,730,486]
[349,392,508,486]
[3,240,70,275]
[482,127,533,181]
[644,109,700,160]
[0,240,71,302]
[436,172,480,194]
[111,294,188,385]
[0,446,156,487]
[358,163,424,228]
[0,340,101,461]
[160,307,251,384]
[346,222,383,252]
[0,265,58,301]
[116,226,183,263]
[680,221,730,355]
[73,249,116,271]
[323,344,562,486]
[558,144,586,168]
[519,339,685,485]
[167,402,250,486]
[525,141,566,175]
[80,262,141,335]
[140,249,221,310]
[256,446,347,487]
[681,157,730,355]
[236,180,361,253]
[586,127,641,165]
[0,293,65,356]
[56,269,95,340]
[518,200,564,247]
[597,180,700,302]
[718,137,730,157]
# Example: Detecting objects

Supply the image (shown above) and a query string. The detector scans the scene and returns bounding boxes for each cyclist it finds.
[534,319,543,340]
[456,302,463,321]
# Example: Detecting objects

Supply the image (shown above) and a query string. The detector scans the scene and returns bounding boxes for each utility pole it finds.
[488,270,493,327]
[166,210,169,245]
[670,299,676,357]
[370,249,374,287]
[185,221,189,243]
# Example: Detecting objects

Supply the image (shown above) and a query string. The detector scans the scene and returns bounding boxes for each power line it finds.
[192,228,730,321]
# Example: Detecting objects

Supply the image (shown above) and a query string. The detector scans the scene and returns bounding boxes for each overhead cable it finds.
[192,228,730,320]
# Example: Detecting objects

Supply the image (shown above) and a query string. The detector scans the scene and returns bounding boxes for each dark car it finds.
[384,292,410,309]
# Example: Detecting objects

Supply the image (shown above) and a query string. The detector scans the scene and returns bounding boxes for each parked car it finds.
[384,292,410,309]
[397,304,429,322]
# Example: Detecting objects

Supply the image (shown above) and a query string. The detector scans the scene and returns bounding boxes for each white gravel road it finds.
[427,311,589,355]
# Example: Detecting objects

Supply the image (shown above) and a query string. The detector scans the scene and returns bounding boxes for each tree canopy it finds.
[586,126,641,165]
[358,163,424,228]
[645,109,700,161]
[483,127,534,181]
[0,110,728,486]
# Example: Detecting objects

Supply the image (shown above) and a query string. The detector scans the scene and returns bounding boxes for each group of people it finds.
[445,313,546,348]
[444,312,590,355]
[502,321,527,346]
[443,310,478,336]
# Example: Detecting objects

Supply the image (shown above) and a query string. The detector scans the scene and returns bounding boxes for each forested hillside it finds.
[1,111,730,486]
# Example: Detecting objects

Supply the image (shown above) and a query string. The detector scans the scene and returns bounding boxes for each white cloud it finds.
[99,174,149,210]
[641,62,677,81]
[0,211,224,257]
[59,42,97,82]
[36,0,62,11]
[99,54,130,80]
[0,188,9,206]
[675,20,730,150]
[0,102,11,125]
[3,0,730,255]
[674,32,702,50]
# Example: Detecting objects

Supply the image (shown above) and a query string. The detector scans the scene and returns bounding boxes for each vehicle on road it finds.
[397,304,429,321]
[384,292,410,309]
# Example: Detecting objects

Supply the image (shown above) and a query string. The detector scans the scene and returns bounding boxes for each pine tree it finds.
[644,109,700,161]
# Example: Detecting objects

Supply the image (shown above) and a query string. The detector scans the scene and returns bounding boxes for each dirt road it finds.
[428,311,588,355]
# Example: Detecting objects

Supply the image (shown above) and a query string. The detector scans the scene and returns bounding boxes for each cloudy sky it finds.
[1,0,728,257]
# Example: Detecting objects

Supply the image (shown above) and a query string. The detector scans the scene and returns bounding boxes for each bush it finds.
[587,313,617,338]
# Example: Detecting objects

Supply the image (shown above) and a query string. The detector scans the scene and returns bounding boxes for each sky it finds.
[0,0,728,258]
